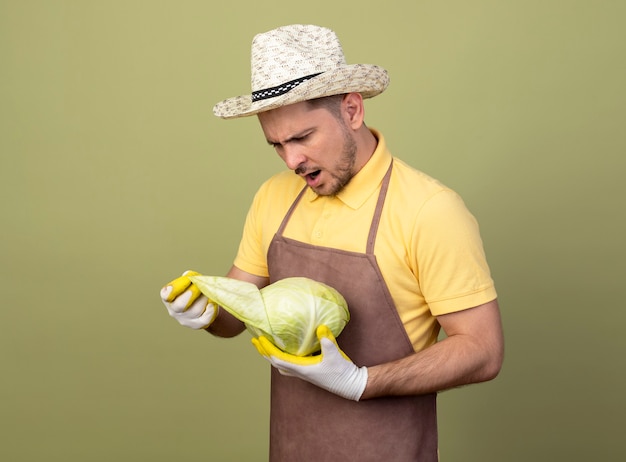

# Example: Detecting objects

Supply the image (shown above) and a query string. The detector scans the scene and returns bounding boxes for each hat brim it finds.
[213,64,389,119]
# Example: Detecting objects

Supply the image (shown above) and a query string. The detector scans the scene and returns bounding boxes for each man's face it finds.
[258,100,357,196]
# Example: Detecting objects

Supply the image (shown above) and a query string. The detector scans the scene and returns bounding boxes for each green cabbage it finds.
[188,275,349,356]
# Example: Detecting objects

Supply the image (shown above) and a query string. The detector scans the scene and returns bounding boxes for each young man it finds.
[161,24,504,461]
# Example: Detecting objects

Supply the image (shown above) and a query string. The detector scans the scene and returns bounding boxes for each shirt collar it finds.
[304,128,392,209]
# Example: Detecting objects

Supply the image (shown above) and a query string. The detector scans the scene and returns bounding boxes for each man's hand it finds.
[252,325,368,401]
[160,270,218,329]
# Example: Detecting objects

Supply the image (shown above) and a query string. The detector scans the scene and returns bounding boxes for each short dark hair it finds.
[305,94,345,120]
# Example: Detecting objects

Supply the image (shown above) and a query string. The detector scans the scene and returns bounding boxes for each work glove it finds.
[252,325,368,401]
[160,270,218,329]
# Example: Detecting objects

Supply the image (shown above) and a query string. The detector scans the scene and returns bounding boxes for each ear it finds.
[342,92,365,129]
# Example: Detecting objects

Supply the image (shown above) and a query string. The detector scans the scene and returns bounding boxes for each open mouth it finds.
[304,170,322,188]
[296,166,322,186]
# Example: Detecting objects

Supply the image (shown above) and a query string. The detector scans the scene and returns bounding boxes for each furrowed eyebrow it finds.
[266,129,313,147]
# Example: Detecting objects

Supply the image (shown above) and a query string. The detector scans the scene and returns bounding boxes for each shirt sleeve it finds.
[233,187,271,278]
[412,189,497,316]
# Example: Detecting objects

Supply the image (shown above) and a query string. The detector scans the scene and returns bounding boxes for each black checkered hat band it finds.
[251,72,323,102]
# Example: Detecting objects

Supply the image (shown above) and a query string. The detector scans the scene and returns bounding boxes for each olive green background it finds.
[1,1,624,460]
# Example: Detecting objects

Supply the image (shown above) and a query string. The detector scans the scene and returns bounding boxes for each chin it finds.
[314,188,340,198]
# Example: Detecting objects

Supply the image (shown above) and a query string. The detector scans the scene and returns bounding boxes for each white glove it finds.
[252,325,368,401]
[160,270,218,329]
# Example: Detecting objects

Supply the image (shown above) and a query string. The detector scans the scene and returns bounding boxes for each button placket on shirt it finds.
[311,200,334,243]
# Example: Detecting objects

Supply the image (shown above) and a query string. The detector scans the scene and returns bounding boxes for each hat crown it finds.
[250,25,347,92]
[213,24,388,119]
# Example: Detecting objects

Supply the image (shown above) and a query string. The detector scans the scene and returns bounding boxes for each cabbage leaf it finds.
[189,275,349,356]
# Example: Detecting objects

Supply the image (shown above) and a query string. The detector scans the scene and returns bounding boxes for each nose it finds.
[281,145,307,171]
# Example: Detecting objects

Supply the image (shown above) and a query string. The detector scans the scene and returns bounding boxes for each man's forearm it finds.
[361,334,501,399]
[361,300,504,399]
[205,308,246,338]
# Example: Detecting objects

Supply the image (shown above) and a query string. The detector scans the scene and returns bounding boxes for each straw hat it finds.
[213,24,389,119]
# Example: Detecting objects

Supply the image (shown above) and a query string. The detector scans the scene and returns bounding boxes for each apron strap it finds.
[366,160,393,255]
[275,184,307,236]
[275,160,394,253]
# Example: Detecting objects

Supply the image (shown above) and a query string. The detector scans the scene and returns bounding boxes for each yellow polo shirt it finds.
[234,129,497,351]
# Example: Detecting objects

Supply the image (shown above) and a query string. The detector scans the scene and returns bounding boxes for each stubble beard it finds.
[315,130,358,197]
